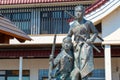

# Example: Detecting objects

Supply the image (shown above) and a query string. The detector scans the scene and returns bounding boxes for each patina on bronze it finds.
[49,37,74,80]
[67,5,98,80]
[49,5,99,80]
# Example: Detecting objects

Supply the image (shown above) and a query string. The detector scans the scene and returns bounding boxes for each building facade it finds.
[0,0,120,80]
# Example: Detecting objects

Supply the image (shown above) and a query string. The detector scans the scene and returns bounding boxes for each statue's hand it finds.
[86,39,92,44]
[49,55,54,61]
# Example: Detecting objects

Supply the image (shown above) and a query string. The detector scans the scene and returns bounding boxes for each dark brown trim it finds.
[0,46,120,58]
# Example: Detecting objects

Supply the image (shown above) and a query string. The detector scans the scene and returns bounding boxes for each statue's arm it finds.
[53,53,61,68]
[89,21,98,42]
[67,27,73,38]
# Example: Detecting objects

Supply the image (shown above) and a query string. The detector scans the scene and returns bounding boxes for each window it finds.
[0,70,30,80]
[51,11,62,34]
[39,69,48,80]
[40,10,72,34]
[0,71,5,80]
[0,4,91,35]
[2,12,31,34]
[88,69,105,80]
[39,69,105,80]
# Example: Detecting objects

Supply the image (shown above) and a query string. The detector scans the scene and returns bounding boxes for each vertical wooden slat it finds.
[31,9,33,34]
[0,4,91,35]
[38,9,40,34]
[24,13,26,33]
[33,9,36,34]
[34,7,37,34]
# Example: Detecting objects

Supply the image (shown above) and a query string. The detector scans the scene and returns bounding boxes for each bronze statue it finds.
[67,5,99,80]
[49,5,100,80]
[49,37,74,80]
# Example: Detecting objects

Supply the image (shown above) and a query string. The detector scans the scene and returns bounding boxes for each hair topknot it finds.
[63,37,72,43]
[75,5,85,12]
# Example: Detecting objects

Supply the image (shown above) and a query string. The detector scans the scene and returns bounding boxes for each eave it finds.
[0,1,94,9]
[0,16,32,43]
[85,0,120,25]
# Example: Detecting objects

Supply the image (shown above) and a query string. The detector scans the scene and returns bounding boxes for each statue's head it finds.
[62,37,72,50]
[74,5,85,19]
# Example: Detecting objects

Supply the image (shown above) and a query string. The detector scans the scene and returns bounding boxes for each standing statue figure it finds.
[49,37,74,80]
[67,5,99,80]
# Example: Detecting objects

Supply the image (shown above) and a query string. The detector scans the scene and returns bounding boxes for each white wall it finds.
[0,59,49,80]
[102,7,120,42]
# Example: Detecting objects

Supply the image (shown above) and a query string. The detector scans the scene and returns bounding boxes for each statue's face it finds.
[62,41,72,50]
[74,6,84,19]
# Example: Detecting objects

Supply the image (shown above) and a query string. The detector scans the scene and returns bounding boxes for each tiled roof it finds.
[0,16,32,42]
[0,0,108,15]
[0,0,90,5]
[85,0,108,14]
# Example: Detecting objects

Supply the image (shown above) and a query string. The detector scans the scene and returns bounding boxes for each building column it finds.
[104,44,112,80]
[19,57,23,80]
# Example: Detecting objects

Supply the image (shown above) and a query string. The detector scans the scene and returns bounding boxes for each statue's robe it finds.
[68,20,98,79]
